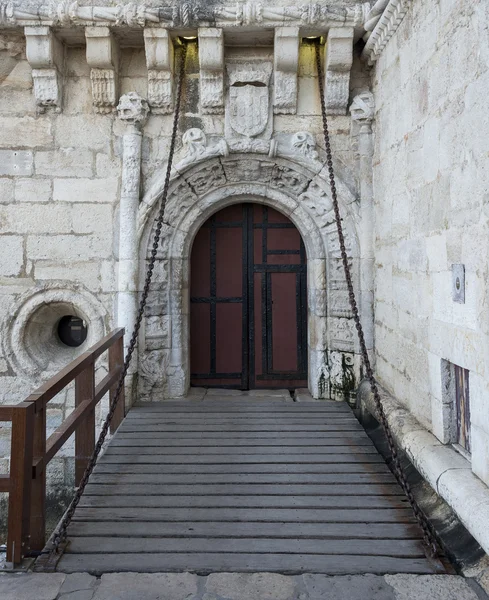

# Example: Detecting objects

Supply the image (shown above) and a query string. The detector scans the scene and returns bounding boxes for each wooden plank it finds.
[82,483,403,496]
[77,494,408,510]
[124,413,355,421]
[121,416,358,424]
[109,436,374,447]
[71,507,416,523]
[0,474,10,492]
[109,335,125,434]
[116,425,364,433]
[92,463,391,475]
[103,445,379,455]
[30,401,46,551]
[88,473,397,485]
[98,454,385,464]
[67,537,426,557]
[75,362,96,486]
[0,406,13,420]
[66,521,423,540]
[40,399,92,470]
[7,402,34,564]
[56,553,441,575]
[111,431,371,440]
[132,403,350,412]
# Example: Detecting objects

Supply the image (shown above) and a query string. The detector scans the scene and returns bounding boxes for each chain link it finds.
[49,42,188,558]
[314,42,439,557]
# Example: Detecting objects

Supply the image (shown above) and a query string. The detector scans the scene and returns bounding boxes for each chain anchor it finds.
[314,41,440,558]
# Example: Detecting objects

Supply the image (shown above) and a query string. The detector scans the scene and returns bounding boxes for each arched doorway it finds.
[190,202,307,390]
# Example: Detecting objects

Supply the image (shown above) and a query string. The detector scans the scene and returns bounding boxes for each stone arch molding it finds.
[138,150,361,400]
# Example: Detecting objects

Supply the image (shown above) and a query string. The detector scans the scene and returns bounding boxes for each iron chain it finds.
[49,43,188,558]
[314,42,439,557]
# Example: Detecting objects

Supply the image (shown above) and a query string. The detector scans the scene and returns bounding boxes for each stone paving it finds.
[1,572,488,600]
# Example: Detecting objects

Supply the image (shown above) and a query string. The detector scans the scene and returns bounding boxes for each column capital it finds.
[117,92,149,131]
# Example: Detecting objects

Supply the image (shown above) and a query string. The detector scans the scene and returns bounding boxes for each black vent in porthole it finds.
[57,315,88,348]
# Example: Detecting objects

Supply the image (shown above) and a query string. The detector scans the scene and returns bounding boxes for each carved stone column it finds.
[116,92,149,404]
[351,91,375,352]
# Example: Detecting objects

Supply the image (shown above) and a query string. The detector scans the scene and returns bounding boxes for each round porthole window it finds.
[57,315,88,348]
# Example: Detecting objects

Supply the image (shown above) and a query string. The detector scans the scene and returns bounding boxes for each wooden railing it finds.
[0,328,125,565]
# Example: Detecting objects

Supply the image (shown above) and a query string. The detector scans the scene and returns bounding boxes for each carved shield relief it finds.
[226,62,273,139]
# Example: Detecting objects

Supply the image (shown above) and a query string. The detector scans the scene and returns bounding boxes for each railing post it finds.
[7,402,34,565]
[75,359,95,486]
[29,400,46,551]
[110,334,125,433]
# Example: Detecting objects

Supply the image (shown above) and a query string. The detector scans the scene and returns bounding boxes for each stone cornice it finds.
[0,2,370,29]
[362,0,410,65]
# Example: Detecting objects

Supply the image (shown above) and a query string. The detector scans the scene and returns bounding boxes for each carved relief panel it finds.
[225,62,273,140]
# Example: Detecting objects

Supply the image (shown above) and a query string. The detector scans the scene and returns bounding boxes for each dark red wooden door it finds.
[190,203,307,389]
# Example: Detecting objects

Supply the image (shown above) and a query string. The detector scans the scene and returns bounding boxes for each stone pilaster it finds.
[116,92,149,403]
[351,91,375,352]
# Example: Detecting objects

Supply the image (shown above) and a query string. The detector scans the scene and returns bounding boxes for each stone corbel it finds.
[273,26,299,115]
[143,28,174,114]
[324,27,354,115]
[198,27,224,114]
[24,26,64,112]
[85,27,119,114]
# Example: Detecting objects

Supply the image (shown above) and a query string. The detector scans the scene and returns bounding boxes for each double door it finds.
[190,203,307,389]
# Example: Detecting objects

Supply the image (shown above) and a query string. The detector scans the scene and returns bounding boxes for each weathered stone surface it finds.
[35,149,93,177]
[385,575,481,600]
[304,574,395,599]
[206,573,298,600]
[92,573,199,600]
[0,574,65,600]
[0,235,24,276]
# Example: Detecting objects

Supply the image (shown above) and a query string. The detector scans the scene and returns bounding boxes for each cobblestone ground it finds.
[0,572,488,600]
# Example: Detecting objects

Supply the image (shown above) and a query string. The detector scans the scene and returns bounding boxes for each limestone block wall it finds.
[0,4,372,540]
[372,0,489,484]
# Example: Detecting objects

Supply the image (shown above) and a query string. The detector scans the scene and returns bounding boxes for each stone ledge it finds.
[357,380,489,556]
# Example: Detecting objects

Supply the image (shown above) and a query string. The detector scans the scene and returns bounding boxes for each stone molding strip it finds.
[358,380,489,556]
[362,0,411,65]
[0,2,370,29]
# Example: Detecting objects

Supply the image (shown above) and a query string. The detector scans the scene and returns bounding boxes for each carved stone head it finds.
[350,91,375,123]
[117,92,149,127]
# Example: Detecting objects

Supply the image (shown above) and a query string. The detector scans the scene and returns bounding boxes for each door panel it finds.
[190,203,307,389]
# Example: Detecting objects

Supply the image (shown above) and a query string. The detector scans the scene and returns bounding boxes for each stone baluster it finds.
[116,92,149,402]
[24,26,64,112]
[85,27,119,114]
[350,91,375,352]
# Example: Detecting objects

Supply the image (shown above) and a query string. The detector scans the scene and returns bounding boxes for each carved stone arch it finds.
[138,154,361,400]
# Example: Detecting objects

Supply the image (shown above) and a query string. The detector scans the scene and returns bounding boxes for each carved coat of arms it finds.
[226,62,272,138]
